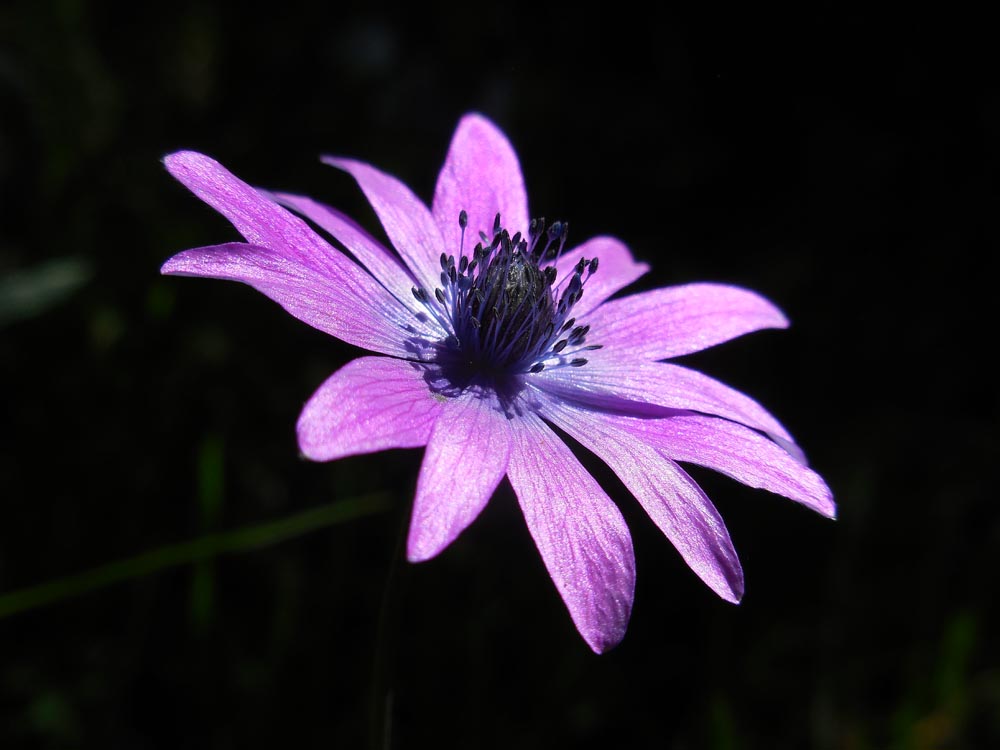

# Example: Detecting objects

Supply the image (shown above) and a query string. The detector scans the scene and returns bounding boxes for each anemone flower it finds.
[161,113,834,653]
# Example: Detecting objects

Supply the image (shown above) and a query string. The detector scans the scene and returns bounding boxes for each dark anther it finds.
[434,211,592,376]
[412,286,427,302]
[588,257,599,274]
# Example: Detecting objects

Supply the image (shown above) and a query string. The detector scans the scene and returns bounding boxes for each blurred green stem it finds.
[0,493,389,620]
[370,501,410,750]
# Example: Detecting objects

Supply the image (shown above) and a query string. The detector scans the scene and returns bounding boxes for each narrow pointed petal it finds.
[164,151,351,272]
[553,237,649,318]
[272,193,426,317]
[619,413,836,518]
[536,393,744,603]
[533,358,805,463]
[506,412,635,654]
[432,113,529,256]
[585,283,789,360]
[162,243,424,358]
[407,392,511,562]
[296,357,443,461]
[322,156,445,295]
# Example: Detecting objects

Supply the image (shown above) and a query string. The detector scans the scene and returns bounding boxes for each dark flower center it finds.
[411,212,601,380]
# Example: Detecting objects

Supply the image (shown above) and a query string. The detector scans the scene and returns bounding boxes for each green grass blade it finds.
[0,493,390,620]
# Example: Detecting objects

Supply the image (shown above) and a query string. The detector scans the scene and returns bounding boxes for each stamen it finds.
[416,211,601,376]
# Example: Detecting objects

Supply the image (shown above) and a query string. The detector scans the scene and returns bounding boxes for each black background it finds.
[1,2,996,748]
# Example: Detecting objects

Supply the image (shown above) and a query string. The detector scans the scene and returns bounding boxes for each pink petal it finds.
[296,357,443,461]
[585,283,789,360]
[407,391,511,562]
[432,113,529,257]
[535,392,744,603]
[322,156,444,296]
[162,243,424,359]
[506,412,635,654]
[620,413,836,518]
[164,151,350,273]
[553,237,650,318]
[272,192,425,317]
[532,358,805,462]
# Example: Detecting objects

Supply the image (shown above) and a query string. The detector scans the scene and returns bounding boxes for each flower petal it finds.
[297,357,443,461]
[619,413,836,518]
[164,151,349,272]
[553,236,650,318]
[432,113,530,257]
[535,393,744,603]
[585,283,789,360]
[506,411,635,654]
[532,358,805,463]
[162,243,425,359]
[407,391,511,562]
[272,192,424,314]
[322,156,444,295]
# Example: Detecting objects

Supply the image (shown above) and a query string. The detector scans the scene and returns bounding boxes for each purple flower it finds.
[161,114,834,653]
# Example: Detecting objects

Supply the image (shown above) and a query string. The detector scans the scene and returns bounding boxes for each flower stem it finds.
[369,501,410,750]
[0,493,390,620]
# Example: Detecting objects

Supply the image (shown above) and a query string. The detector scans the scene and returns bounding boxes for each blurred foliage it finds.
[0,257,92,327]
[0,1,996,749]
[190,433,224,630]
[0,494,390,619]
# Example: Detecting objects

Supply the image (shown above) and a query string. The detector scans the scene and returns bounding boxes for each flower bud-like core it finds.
[411,212,601,380]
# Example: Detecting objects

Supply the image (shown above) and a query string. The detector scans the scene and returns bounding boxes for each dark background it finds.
[1,2,996,748]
